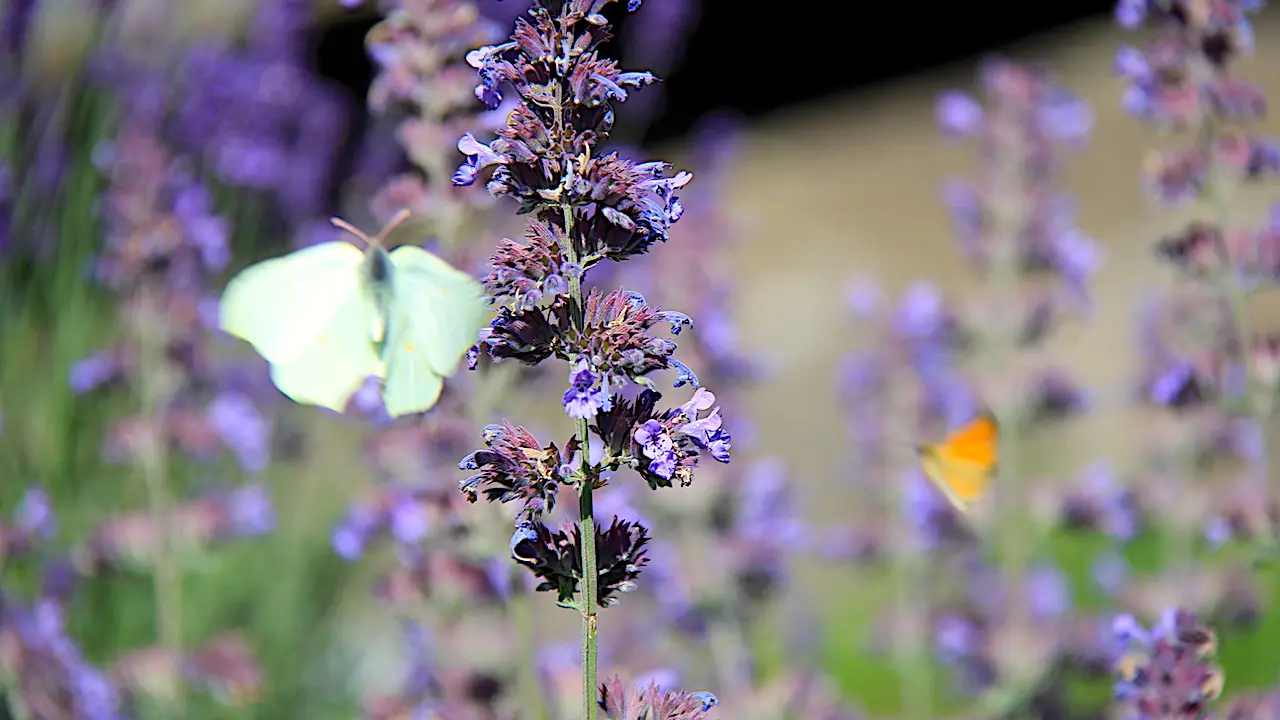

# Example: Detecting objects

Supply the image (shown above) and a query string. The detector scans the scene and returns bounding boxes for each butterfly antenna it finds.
[373,208,413,247]
[329,216,378,248]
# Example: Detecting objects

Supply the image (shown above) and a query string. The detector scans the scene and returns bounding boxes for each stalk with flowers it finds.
[452,0,724,716]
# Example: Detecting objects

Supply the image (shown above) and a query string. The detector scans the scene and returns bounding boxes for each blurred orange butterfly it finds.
[915,410,999,513]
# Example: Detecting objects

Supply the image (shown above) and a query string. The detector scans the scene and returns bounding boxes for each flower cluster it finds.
[478,287,700,399]
[511,516,651,607]
[1111,609,1225,718]
[363,0,516,243]
[597,675,718,720]
[452,2,688,264]
[0,586,126,719]
[459,421,574,520]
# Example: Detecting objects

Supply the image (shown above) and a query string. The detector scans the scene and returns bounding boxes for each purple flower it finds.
[598,675,718,719]
[453,133,508,187]
[936,91,983,139]
[1114,0,1146,28]
[68,352,123,394]
[511,517,650,607]
[934,613,981,663]
[1060,462,1142,541]
[388,493,430,546]
[634,419,677,480]
[224,483,276,536]
[1092,551,1129,596]
[206,392,271,474]
[458,423,573,521]
[15,486,57,539]
[332,505,382,561]
[1025,565,1072,622]
[1111,609,1224,715]
[563,360,611,419]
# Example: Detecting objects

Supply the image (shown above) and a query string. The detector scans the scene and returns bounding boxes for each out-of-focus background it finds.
[6,0,1280,717]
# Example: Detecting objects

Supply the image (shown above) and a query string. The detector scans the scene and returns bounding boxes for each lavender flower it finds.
[1110,609,1224,718]
[453,1,720,716]
[0,590,126,719]
[1116,1,1279,566]
[832,60,1105,715]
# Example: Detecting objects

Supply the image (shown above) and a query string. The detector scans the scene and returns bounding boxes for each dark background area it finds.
[314,0,1119,149]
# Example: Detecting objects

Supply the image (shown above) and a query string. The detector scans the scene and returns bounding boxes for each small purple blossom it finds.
[15,486,57,539]
[634,419,677,480]
[564,360,611,419]
[332,504,382,561]
[206,391,271,474]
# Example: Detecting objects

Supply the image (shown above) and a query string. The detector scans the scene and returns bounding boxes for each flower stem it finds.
[136,288,185,713]
[577,441,600,720]
[558,199,599,720]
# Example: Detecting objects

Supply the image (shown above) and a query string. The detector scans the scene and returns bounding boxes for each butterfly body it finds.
[219,227,488,418]
[916,410,999,513]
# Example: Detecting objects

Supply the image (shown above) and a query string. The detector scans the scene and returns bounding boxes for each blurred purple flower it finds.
[1092,551,1129,597]
[224,484,276,537]
[332,504,382,561]
[1025,565,1072,622]
[0,592,126,718]
[16,486,58,539]
[1111,608,1224,716]
[206,392,271,475]
[68,352,125,394]
[388,493,430,546]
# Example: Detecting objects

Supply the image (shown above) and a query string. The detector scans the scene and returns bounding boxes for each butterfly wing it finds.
[380,245,489,417]
[939,410,999,468]
[219,242,369,366]
[917,411,999,513]
[919,447,990,513]
[220,242,381,412]
[266,289,383,412]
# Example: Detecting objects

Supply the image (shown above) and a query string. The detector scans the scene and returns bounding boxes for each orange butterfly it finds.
[915,410,999,513]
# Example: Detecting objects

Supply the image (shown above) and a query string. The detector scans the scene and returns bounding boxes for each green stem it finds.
[136,289,185,713]
[555,193,598,719]
[563,220,596,717]
[577,434,599,720]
